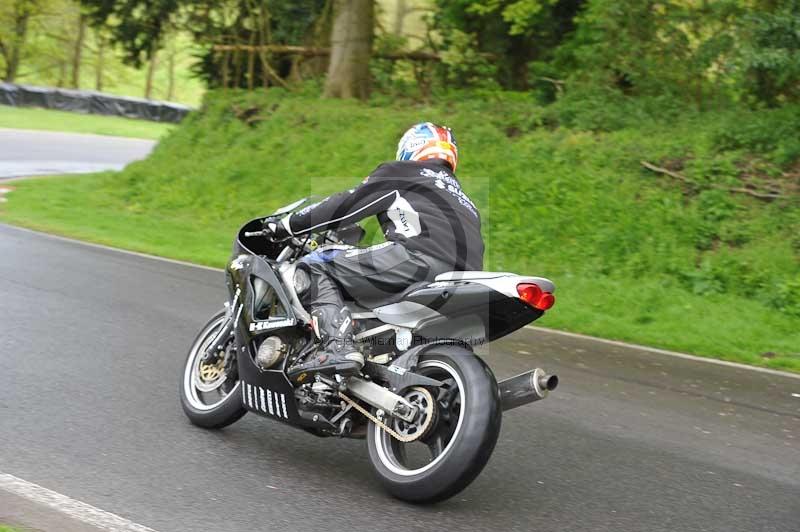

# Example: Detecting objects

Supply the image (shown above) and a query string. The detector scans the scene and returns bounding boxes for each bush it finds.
[712,105,800,166]
[547,87,692,131]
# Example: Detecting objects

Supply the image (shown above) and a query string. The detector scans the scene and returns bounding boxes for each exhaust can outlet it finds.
[498,368,558,411]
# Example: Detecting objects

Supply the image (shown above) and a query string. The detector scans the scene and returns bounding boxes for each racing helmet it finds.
[396,122,458,172]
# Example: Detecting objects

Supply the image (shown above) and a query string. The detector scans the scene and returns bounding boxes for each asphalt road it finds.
[0,129,154,178]
[1,223,798,532]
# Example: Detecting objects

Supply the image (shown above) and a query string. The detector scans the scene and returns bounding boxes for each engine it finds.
[255,336,286,369]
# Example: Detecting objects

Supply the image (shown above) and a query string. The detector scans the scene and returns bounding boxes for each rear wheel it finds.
[180,310,246,429]
[366,347,502,503]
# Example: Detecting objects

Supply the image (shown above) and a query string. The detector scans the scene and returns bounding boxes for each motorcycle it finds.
[180,198,559,503]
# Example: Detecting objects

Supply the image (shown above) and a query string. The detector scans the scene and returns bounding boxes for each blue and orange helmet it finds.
[396,122,459,172]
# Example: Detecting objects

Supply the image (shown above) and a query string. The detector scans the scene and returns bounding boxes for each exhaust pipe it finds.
[499,368,558,411]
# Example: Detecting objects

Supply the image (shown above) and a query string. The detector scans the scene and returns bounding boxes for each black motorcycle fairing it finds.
[222,221,310,428]
[235,215,366,260]
[227,255,297,338]
[402,282,543,342]
[235,217,286,259]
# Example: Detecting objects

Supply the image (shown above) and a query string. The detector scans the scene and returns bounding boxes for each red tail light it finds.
[517,283,555,311]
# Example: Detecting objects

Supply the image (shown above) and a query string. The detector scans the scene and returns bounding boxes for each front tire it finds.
[180,310,246,429]
[366,347,502,503]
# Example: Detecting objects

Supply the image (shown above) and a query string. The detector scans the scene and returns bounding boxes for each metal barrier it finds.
[0,82,191,123]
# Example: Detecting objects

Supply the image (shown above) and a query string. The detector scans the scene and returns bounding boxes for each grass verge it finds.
[0,105,173,140]
[3,173,798,372]
[1,89,798,372]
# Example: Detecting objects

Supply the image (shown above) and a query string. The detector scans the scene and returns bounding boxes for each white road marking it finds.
[791,393,800,398]
[0,473,158,532]
[3,223,798,380]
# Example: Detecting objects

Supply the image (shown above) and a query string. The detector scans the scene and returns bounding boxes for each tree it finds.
[738,1,800,105]
[94,30,105,90]
[432,0,583,90]
[71,11,87,87]
[80,0,178,68]
[165,36,176,99]
[0,0,42,82]
[81,0,327,90]
[324,0,374,99]
[144,39,158,98]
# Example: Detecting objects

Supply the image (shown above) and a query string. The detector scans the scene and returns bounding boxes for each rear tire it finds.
[180,310,246,429]
[366,346,502,503]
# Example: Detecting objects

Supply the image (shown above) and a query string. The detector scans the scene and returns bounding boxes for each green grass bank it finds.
[2,89,798,371]
[0,105,174,140]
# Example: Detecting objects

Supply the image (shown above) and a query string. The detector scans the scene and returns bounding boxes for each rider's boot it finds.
[288,305,364,383]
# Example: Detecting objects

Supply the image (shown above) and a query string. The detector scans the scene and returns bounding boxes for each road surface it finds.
[0,223,798,532]
[0,128,154,179]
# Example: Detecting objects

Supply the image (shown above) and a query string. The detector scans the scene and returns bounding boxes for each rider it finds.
[265,122,484,382]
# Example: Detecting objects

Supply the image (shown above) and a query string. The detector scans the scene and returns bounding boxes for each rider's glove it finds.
[263,216,291,241]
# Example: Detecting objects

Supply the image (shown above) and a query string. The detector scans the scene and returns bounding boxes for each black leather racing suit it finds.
[282,160,484,310]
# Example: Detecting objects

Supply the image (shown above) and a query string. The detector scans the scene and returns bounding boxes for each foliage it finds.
[182,0,328,88]
[431,0,581,89]
[431,0,800,106]
[2,89,798,369]
[370,33,414,93]
[559,0,744,99]
[0,0,203,103]
[80,0,327,88]
[465,0,548,36]
[711,105,800,166]
[738,2,800,105]
[436,29,499,89]
[6,0,800,107]
[80,0,179,68]
[0,0,48,81]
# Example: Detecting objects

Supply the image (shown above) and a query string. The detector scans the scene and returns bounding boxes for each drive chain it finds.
[338,391,419,443]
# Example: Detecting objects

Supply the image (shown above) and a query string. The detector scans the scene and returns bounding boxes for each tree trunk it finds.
[233,48,242,88]
[167,48,176,100]
[95,33,105,91]
[394,0,407,35]
[323,0,374,100]
[71,13,87,89]
[144,42,158,99]
[56,61,67,87]
[1,1,33,82]
[247,32,256,90]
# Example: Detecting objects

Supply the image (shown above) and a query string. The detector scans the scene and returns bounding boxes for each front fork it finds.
[201,292,240,365]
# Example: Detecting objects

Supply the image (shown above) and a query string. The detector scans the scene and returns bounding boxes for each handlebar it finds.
[243,224,358,260]
[243,230,305,250]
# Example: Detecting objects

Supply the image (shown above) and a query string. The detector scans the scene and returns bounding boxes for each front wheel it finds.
[180,310,246,429]
[366,347,502,503]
